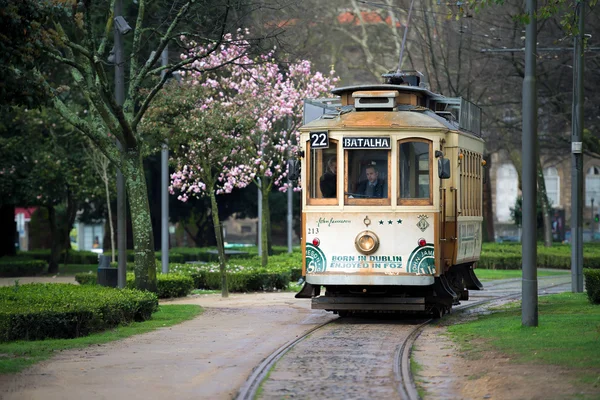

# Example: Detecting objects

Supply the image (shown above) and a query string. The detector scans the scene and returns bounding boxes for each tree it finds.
[0,107,102,271]
[0,0,281,290]
[175,37,337,266]
[144,81,253,297]
[84,141,117,261]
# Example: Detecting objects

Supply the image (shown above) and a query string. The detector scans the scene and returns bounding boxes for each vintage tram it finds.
[294,72,484,316]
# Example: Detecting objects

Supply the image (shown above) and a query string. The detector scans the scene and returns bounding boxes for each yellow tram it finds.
[294,72,485,316]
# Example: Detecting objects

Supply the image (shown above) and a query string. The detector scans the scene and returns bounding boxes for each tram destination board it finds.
[343,136,391,149]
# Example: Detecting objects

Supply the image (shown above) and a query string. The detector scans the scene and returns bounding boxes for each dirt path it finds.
[0,292,336,400]
[0,276,78,286]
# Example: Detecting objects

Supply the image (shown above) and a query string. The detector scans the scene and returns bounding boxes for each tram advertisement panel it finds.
[305,213,435,276]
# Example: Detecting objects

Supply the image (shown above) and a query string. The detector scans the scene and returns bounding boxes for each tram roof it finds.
[302,108,455,131]
[302,83,482,138]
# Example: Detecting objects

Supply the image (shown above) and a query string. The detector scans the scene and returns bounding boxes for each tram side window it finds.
[399,141,431,201]
[347,150,389,198]
[309,143,337,199]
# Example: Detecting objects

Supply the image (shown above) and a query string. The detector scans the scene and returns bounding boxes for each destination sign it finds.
[343,137,391,149]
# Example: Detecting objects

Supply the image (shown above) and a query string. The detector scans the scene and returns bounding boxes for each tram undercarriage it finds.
[296,264,484,317]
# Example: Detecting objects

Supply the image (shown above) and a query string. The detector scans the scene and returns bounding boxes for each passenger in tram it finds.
[357,165,386,198]
[319,157,337,198]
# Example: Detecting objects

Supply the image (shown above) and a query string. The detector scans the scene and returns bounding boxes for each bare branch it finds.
[126,0,194,115]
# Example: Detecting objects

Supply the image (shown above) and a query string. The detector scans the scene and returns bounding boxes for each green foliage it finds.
[0,0,66,108]
[479,243,600,270]
[75,272,194,299]
[0,304,202,374]
[583,269,600,304]
[0,284,158,342]
[19,249,99,264]
[126,273,194,299]
[0,259,46,277]
[74,272,98,285]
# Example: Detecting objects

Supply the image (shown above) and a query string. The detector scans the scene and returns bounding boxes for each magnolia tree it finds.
[142,79,252,297]
[173,32,338,266]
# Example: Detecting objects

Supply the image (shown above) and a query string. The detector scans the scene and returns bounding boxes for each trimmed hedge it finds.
[75,272,194,299]
[0,283,158,342]
[127,274,194,298]
[583,269,600,304]
[21,250,100,264]
[170,263,290,292]
[0,259,47,277]
[479,243,600,270]
[74,273,97,285]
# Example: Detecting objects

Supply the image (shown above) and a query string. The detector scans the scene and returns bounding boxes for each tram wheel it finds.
[431,307,444,319]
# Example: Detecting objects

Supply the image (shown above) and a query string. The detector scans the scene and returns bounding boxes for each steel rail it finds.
[235,319,335,400]
[238,275,570,400]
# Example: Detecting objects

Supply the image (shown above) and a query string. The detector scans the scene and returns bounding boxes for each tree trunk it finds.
[123,153,157,292]
[103,163,116,262]
[265,186,273,256]
[0,204,16,257]
[537,160,553,247]
[47,205,60,274]
[61,189,78,267]
[260,178,270,267]
[209,190,228,298]
[482,153,495,242]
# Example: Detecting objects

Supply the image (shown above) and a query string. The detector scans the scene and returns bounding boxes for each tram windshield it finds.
[346,150,389,199]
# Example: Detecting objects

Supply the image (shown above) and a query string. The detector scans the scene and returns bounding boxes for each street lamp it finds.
[592,197,595,237]
[114,0,131,288]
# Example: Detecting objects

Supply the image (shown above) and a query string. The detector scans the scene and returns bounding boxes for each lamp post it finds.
[590,197,595,238]
[114,0,130,288]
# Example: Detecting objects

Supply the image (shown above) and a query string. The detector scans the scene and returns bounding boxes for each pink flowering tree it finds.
[228,58,337,266]
[143,81,252,297]
[176,35,338,266]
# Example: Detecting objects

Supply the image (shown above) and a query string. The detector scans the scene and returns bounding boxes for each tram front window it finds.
[399,140,431,203]
[309,141,337,200]
[346,150,389,199]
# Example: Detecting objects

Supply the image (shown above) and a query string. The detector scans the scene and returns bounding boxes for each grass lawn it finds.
[447,292,600,382]
[475,268,570,281]
[49,264,97,275]
[0,304,202,374]
[191,289,221,295]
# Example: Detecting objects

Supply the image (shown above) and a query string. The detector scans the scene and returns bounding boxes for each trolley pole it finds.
[521,0,539,327]
[571,0,585,293]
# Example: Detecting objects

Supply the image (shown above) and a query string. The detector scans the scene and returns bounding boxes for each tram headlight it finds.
[355,230,380,255]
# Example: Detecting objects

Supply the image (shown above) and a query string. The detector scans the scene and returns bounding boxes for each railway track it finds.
[236,275,571,400]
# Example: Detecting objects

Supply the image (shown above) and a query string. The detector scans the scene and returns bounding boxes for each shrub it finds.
[478,243,600,270]
[125,273,194,299]
[22,250,99,264]
[584,269,600,304]
[74,272,98,285]
[0,283,158,341]
[0,259,47,277]
[76,272,194,299]
[175,263,290,292]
